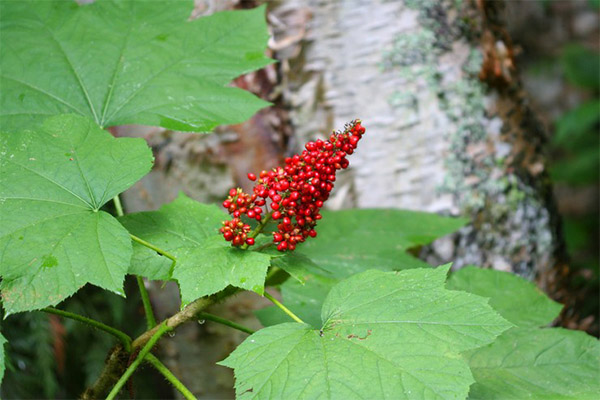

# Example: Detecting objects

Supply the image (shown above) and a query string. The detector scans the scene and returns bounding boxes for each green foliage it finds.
[174,241,272,306]
[466,327,600,399]
[0,114,153,314]
[0,332,5,385]
[300,209,468,278]
[561,44,600,89]
[446,266,563,327]
[551,99,600,186]
[120,193,226,280]
[0,0,597,397]
[554,100,600,148]
[0,0,272,132]
[121,195,272,305]
[256,209,466,328]
[221,267,511,399]
[1,313,58,398]
[448,267,600,399]
[255,273,336,327]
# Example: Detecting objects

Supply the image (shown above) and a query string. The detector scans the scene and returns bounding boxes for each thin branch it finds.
[42,307,132,351]
[132,286,239,348]
[263,292,305,324]
[197,312,255,335]
[145,354,196,400]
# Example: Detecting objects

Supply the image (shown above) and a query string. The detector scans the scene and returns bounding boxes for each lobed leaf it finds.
[0,0,272,132]
[121,195,272,305]
[174,241,272,306]
[0,114,153,314]
[447,266,563,328]
[466,327,600,399]
[221,267,512,399]
[120,193,225,280]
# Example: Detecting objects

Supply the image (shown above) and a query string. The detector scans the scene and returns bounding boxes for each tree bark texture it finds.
[116,0,586,397]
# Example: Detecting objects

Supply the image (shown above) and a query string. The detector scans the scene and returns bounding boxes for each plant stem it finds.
[42,307,132,351]
[137,276,157,329]
[241,213,272,250]
[263,292,305,324]
[83,286,240,398]
[129,234,177,278]
[112,195,124,217]
[145,354,196,400]
[107,322,171,400]
[129,234,177,262]
[197,312,255,335]
[112,197,158,330]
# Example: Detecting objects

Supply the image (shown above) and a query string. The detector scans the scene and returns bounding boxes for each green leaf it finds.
[120,193,226,280]
[561,44,600,89]
[0,332,6,384]
[0,0,272,132]
[0,114,153,314]
[466,327,600,399]
[257,254,433,329]
[551,145,600,185]
[554,100,600,148]
[255,273,336,327]
[221,267,512,399]
[301,209,467,279]
[447,266,563,327]
[121,195,272,304]
[173,239,272,306]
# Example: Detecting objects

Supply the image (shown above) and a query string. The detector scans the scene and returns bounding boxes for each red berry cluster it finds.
[220,120,365,251]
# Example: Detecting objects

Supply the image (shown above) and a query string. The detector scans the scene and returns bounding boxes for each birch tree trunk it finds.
[117,0,578,397]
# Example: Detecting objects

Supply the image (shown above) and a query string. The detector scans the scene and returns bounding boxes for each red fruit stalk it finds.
[220,119,365,251]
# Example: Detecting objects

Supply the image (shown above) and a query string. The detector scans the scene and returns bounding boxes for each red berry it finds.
[245,238,255,246]
[248,173,257,181]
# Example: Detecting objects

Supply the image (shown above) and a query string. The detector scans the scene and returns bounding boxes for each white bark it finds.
[272,0,560,281]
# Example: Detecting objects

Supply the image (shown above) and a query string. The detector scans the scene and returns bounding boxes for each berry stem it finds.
[263,292,305,324]
[129,234,177,277]
[197,312,255,335]
[240,212,272,250]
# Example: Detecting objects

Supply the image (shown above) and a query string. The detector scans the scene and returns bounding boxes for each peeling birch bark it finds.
[272,0,563,289]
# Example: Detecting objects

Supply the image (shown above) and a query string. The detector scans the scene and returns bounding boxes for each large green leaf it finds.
[0,0,272,131]
[300,209,467,278]
[0,114,153,314]
[174,240,272,306]
[120,193,225,280]
[121,196,272,305]
[447,266,563,327]
[221,267,512,399]
[466,327,600,399]
[255,255,430,328]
